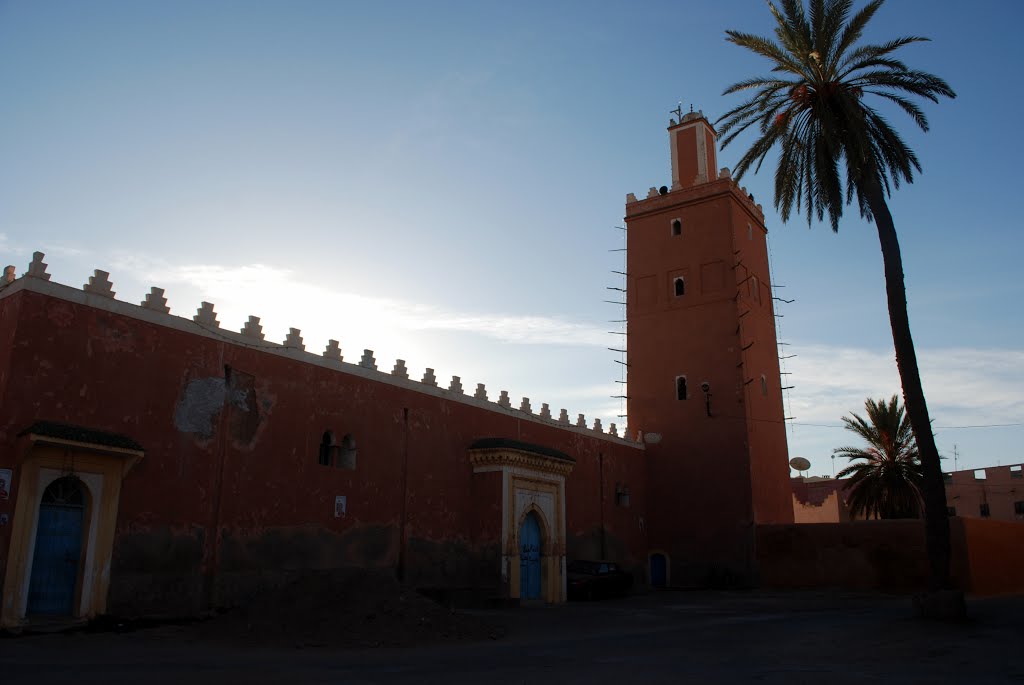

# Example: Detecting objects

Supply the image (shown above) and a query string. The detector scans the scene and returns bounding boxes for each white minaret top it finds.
[668,108,718,190]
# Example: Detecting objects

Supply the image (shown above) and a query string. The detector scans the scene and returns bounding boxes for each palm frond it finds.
[831,395,923,518]
[717,0,954,230]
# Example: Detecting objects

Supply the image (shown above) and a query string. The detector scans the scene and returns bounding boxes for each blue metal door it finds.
[650,553,667,588]
[28,479,85,616]
[519,512,542,600]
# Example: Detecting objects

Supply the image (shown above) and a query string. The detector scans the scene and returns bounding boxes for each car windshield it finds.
[567,561,600,574]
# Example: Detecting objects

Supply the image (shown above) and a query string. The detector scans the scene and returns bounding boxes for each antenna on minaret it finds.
[670,101,684,121]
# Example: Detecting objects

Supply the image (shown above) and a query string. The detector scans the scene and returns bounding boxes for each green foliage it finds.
[835,395,924,519]
[716,0,955,230]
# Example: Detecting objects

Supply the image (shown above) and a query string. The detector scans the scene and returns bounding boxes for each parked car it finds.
[566,560,632,600]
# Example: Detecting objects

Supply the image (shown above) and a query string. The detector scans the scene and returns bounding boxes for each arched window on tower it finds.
[676,376,688,400]
[674,277,685,297]
[760,375,768,396]
[671,218,682,236]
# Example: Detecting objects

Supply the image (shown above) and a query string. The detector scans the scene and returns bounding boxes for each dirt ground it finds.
[82,569,506,649]
[4,588,1023,684]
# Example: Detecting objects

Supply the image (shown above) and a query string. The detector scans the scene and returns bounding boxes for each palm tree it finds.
[835,395,924,519]
[716,0,956,592]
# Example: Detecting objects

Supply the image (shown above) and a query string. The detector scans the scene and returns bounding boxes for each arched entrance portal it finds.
[27,476,86,615]
[519,511,543,600]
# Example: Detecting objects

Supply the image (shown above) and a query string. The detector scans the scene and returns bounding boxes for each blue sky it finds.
[2,0,1021,477]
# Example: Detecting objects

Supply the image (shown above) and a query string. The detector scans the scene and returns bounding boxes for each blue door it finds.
[650,553,667,588]
[519,512,542,600]
[28,477,85,616]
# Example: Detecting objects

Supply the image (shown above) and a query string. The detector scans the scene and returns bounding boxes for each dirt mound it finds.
[200,569,506,648]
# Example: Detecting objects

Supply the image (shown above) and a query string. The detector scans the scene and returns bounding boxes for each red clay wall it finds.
[0,292,24,593]
[627,185,757,585]
[756,521,944,592]
[0,287,645,614]
[756,519,1024,596]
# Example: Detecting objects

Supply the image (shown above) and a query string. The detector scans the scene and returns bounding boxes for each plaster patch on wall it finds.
[174,377,226,438]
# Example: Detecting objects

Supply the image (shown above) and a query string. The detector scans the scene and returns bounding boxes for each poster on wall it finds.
[334,495,347,518]
[0,468,11,500]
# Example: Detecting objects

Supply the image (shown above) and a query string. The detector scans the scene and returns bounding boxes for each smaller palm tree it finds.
[835,395,923,519]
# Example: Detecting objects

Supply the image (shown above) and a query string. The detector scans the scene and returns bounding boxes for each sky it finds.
[1,0,1022,478]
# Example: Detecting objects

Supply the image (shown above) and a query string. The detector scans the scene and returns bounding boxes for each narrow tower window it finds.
[318,431,335,466]
[674,277,685,297]
[747,223,753,240]
[760,375,768,396]
[671,218,682,236]
[751,276,759,302]
[338,434,357,470]
[676,376,687,400]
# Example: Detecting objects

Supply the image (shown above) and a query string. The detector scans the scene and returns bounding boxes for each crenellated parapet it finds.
[241,316,265,340]
[141,287,170,314]
[0,252,643,448]
[26,252,51,280]
[83,270,115,298]
[626,168,765,220]
[324,339,343,361]
[194,302,220,327]
[284,328,305,351]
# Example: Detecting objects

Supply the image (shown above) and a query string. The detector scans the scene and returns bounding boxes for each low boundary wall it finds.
[756,518,1024,596]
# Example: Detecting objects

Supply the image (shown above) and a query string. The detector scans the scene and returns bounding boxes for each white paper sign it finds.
[334,495,347,518]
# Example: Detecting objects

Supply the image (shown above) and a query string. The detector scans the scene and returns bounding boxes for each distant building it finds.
[945,465,1024,522]
[791,464,1024,523]
[791,476,852,523]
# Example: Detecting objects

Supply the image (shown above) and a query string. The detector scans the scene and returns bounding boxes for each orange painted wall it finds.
[959,518,1024,595]
[792,492,848,524]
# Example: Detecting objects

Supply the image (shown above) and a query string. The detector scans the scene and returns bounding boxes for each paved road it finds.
[3,591,1021,684]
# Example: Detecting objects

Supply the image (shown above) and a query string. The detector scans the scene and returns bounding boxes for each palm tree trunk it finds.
[863,176,952,592]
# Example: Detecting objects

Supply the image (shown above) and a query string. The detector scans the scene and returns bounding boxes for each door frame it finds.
[2,433,143,628]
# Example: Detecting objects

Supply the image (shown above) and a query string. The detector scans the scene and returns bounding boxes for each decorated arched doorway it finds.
[27,476,87,615]
[1,422,144,629]
[519,511,543,600]
[468,438,573,603]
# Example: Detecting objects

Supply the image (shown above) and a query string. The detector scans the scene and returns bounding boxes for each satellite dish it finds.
[789,456,811,472]
[643,432,662,444]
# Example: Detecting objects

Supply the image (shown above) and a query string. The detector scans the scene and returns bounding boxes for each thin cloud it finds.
[787,343,1024,427]
[114,258,609,348]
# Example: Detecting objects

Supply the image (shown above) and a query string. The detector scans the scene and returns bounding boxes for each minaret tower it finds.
[625,108,793,587]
